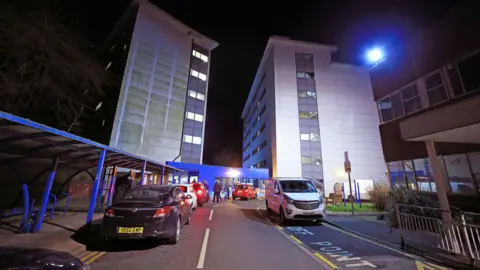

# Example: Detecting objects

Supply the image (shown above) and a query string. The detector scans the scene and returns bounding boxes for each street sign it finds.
[344,151,351,173]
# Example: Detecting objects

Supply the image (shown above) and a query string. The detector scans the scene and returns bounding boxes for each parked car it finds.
[265,178,325,225]
[101,185,191,244]
[192,183,209,206]
[232,184,257,200]
[172,183,198,210]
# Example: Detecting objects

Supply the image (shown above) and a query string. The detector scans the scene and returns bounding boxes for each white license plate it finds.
[302,211,315,215]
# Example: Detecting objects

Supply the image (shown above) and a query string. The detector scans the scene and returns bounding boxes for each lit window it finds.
[300,133,310,140]
[307,92,317,99]
[105,62,112,70]
[197,93,205,101]
[313,157,322,165]
[301,157,312,164]
[188,90,197,98]
[183,135,193,143]
[186,112,195,120]
[299,111,318,119]
[192,136,202,145]
[309,133,320,141]
[194,114,204,122]
[199,73,207,81]
[298,92,307,98]
[190,69,199,77]
[192,50,209,63]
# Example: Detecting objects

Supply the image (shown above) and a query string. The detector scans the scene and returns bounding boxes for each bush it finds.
[366,183,390,212]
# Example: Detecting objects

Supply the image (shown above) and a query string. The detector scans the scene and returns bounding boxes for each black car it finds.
[102,185,192,244]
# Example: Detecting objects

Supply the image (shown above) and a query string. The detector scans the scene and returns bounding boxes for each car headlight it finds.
[318,196,323,203]
[284,195,294,204]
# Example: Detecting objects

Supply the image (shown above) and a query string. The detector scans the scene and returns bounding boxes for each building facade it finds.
[370,1,480,198]
[103,0,218,164]
[241,36,387,195]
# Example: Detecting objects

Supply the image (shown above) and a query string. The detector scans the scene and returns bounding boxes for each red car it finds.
[232,184,257,200]
[192,183,209,206]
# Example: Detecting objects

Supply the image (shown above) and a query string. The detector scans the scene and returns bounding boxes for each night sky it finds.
[69,0,458,166]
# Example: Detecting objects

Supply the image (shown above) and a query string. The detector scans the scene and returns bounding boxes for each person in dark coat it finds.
[113,171,133,203]
[213,180,222,203]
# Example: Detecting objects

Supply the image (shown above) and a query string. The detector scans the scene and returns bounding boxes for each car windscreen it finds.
[279,181,316,193]
[177,186,188,192]
[120,188,167,201]
[235,185,247,189]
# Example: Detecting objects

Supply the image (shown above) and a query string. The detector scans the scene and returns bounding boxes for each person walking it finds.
[113,171,133,203]
[213,180,222,203]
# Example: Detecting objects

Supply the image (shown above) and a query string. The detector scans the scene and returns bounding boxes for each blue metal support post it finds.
[187,171,191,184]
[87,150,107,224]
[354,179,358,204]
[140,160,147,186]
[357,182,362,208]
[160,167,164,184]
[107,166,117,206]
[20,184,30,233]
[172,171,176,184]
[34,157,59,233]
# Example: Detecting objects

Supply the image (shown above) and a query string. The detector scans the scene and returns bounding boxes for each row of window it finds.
[300,133,320,141]
[302,156,322,165]
[298,91,317,99]
[192,50,208,63]
[183,135,202,145]
[188,89,205,101]
[378,50,480,123]
[252,140,267,156]
[251,105,266,129]
[244,74,266,126]
[186,111,204,122]
[299,111,318,119]
[243,153,250,162]
[254,160,267,168]
[297,72,315,79]
[251,123,266,143]
[190,69,207,81]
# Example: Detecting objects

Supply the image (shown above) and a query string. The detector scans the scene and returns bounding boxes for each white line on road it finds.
[209,210,213,221]
[196,228,210,269]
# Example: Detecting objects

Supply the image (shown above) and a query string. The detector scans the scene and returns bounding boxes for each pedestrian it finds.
[113,171,133,203]
[224,185,230,200]
[213,180,222,203]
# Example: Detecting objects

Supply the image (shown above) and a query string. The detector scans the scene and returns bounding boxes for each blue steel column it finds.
[34,157,59,233]
[172,171,177,184]
[87,150,107,224]
[20,184,30,233]
[160,167,165,184]
[140,160,147,186]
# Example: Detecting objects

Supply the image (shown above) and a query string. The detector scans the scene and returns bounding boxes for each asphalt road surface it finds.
[90,198,329,270]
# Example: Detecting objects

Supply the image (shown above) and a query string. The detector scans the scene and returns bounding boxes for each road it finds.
[90,199,327,270]
[89,199,449,270]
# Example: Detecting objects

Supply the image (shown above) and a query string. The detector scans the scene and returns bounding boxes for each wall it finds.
[272,42,303,178]
[316,63,387,195]
[109,4,192,164]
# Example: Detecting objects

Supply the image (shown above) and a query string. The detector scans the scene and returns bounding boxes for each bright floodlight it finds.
[227,169,240,178]
[366,48,384,63]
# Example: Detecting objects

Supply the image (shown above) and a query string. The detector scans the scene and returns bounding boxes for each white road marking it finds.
[209,210,213,221]
[196,228,210,269]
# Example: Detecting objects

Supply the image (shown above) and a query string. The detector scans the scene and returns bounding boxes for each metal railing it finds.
[396,204,480,263]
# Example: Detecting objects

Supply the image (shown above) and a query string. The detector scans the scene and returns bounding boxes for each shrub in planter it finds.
[366,183,390,212]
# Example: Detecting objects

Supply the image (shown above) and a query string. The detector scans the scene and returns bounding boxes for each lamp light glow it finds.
[366,48,385,63]
[227,169,240,178]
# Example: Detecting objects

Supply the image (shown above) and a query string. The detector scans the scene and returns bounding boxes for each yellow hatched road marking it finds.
[84,252,107,265]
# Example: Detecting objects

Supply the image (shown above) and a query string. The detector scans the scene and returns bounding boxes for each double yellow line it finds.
[79,251,107,265]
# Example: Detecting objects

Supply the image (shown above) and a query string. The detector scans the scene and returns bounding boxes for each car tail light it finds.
[105,209,114,218]
[197,190,203,194]
[153,206,173,218]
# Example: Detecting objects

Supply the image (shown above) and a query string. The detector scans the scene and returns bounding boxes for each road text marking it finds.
[314,252,339,269]
[209,210,213,221]
[197,228,210,269]
[312,241,377,268]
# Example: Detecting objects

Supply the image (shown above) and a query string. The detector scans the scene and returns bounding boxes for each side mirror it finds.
[273,188,280,194]
[186,194,193,199]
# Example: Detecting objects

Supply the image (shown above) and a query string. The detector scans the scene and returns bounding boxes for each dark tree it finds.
[0,0,112,134]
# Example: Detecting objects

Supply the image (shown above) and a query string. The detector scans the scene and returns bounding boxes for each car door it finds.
[173,188,187,224]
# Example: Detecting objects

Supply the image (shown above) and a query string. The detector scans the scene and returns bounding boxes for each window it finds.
[190,69,207,81]
[457,51,480,94]
[301,156,322,165]
[298,91,317,99]
[299,111,318,119]
[185,111,203,122]
[378,92,405,123]
[184,135,202,145]
[192,136,202,145]
[188,90,205,101]
[401,84,422,114]
[296,72,315,79]
[302,157,312,164]
[425,72,448,106]
[192,50,209,63]
[300,133,310,140]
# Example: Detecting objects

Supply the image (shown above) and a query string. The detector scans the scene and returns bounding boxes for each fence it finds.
[396,204,480,265]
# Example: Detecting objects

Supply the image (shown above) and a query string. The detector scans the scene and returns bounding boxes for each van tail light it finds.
[197,190,203,194]
[105,209,114,218]
[153,206,173,218]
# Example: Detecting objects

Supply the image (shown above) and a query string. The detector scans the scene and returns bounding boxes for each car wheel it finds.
[279,207,288,226]
[167,218,181,245]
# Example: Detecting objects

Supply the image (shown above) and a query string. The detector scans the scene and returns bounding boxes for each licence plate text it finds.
[302,211,315,215]
[118,227,144,234]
